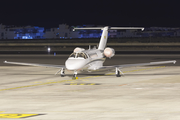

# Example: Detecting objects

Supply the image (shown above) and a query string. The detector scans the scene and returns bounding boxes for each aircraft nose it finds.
[65,59,86,70]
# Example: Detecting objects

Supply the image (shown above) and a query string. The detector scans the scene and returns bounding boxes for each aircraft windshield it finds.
[69,52,88,59]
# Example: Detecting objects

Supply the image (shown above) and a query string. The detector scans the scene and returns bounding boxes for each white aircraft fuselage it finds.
[65,49,105,71]
[65,26,110,73]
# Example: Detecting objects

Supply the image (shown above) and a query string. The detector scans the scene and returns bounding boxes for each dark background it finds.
[0,0,180,28]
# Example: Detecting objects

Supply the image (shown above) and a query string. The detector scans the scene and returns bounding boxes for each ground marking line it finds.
[41,110,180,113]
[0,79,78,92]
[0,66,165,92]
[66,83,98,85]
[0,114,40,118]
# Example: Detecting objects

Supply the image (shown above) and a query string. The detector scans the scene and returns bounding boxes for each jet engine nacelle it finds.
[104,47,115,58]
[74,47,85,53]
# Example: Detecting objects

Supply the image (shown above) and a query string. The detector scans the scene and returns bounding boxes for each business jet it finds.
[4,26,176,79]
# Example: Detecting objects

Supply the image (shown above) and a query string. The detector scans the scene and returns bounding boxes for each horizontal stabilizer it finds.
[73,26,144,31]
[110,27,144,31]
[73,27,104,31]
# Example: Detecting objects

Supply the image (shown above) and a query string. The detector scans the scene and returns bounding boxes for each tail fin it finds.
[98,26,109,50]
[98,27,144,50]
[73,26,108,50]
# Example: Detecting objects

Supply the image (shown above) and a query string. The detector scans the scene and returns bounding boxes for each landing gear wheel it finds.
[116,71,121,77]
[73,74,76,77]
[72,74,78,80]
[72,71,78,80]
[61,69,65,77]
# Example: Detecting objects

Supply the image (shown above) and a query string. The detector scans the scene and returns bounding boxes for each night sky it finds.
[0,0,180,28]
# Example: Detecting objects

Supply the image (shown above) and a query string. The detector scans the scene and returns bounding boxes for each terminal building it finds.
[43,24,80,39]
[0,23,180,39]
[0,24,45,39]
[12,26,45,39]
[141,27,178,37]
[0,24,15,39]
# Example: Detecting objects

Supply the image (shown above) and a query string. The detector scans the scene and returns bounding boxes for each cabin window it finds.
[77,53,88,59]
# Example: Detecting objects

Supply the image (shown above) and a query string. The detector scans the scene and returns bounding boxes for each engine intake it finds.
[104,47,115,58]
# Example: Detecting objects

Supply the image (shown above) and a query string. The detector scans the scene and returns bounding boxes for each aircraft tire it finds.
[61,75,65,77]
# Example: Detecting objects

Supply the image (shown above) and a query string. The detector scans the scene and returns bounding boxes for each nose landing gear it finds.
[72,71,78,80]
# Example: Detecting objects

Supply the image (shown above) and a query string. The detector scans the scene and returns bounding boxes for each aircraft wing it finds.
[4,61,65,69]
[99,60,176,70]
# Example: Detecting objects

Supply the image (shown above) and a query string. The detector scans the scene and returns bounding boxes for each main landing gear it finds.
[60,68,65,77]
[55,68,65,77]
[116,68,124,77]
[55,69,78,80]
[116,70,121,77]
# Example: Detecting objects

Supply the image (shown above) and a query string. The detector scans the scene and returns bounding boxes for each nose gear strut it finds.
[72,71,78,80]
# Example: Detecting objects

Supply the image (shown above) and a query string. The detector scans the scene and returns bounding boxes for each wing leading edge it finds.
[3,60,176,71]
[4,61,65,69]
[99,60,176,70]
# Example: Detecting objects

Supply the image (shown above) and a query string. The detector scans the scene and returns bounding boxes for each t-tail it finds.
[98,26,109,50]
[73,26,144,50]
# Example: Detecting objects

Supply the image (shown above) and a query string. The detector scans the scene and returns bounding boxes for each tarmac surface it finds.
[0,54,180,120]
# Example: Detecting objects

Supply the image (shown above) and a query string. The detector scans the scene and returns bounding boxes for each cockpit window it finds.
[69,52,88,59]
[69,53,76,58]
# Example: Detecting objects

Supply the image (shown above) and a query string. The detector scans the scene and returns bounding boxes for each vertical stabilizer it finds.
[98,26,109,50]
